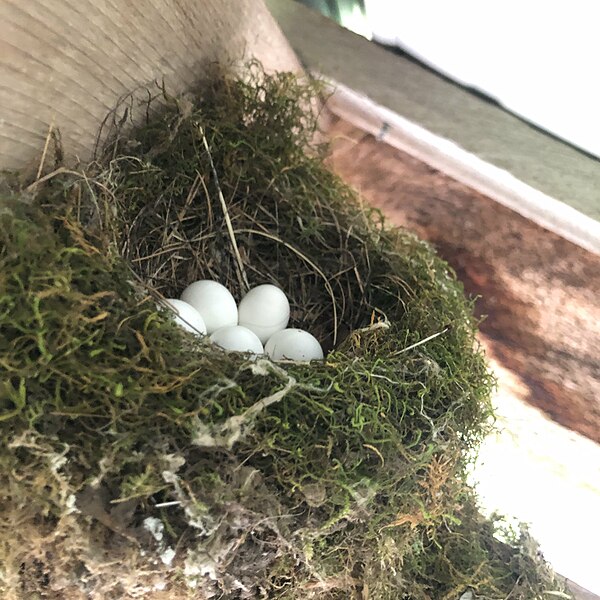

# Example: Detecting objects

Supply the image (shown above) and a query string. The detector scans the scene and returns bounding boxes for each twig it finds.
[363,443,385,466]
[153,500,181,508]
[396,328,449,355]
[25,166,89,193]
[199,126,250,294]
[177,172,203,222]
[36,119,56,181]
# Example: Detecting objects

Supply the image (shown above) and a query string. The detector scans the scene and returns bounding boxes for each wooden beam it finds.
[325,82,600,255]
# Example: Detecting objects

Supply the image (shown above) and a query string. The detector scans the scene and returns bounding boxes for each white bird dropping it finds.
[164,299,207,335]
[238,284,290,343]
[180,280,238,334]
[264,329,324,362]
[210,326,264,356]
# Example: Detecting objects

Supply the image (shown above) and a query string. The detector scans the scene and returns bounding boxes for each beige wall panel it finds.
[0,0,300,170]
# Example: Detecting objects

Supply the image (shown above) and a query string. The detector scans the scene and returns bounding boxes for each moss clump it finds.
[0,65,569,599]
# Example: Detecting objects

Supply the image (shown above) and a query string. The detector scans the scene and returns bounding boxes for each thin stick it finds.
[199,126,250,294]
[25,167,83,192]
[36,119,55,181]
[396,328,448,355]
[153,500,181,508]
[177,172,203,222]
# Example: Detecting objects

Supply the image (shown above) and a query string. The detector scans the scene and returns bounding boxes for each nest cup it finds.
[0,64,567,599]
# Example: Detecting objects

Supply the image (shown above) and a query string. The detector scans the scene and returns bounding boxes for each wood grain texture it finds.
[0,0,300,171]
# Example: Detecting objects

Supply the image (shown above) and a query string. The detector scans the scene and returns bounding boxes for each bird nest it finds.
[0,64,568,599]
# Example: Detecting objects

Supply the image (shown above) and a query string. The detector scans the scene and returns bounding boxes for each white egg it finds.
[210,326,264,356]
[264,329,324,362]
[180,280,238,334]
[238,284,290,343]
[164,299,207,335]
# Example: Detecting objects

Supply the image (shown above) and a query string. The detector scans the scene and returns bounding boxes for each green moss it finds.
[0,65,568,599]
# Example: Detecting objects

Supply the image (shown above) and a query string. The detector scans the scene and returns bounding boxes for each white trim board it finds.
[326,80,600,256]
